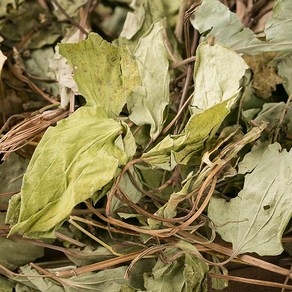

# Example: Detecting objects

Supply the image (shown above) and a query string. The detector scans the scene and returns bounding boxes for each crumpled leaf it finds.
[0,237,44,270]
[144,246,208,292]
[191,0,292,54]
[143,42,247,169]
[127,19,170,139]
[208,142,292,256]
[148,172,193,228]
[15,262,152,292]
[243,53,282,99]
[50,28,82,108]
[0,1,65,49]
[6,107,136,238]
[111,166,143,213]
[59,33,141,117]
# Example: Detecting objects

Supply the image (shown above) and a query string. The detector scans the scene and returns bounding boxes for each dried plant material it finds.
[243,52,283,99]
[208,143,292,256]
[127,19,170,139]
[59,33,141,118]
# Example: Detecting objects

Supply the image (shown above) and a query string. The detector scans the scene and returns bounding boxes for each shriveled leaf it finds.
[0,238,44,270]
[143,42,247,169]
[59,33,141,117]
[7,107,135,238]
[252,102,292,138]
[16,265,63,292]
[192,0,292,54]
[127,19,170,139]
[111,166,143,213]
[50,28,84,108]
[16,265,140,292]
[208,143,292,256]
[191,42,248,114]
[191,0,263,54]
[148,172,193,228]
[144,247,208,292]
[0,2,64,49]
[243,53,282,99]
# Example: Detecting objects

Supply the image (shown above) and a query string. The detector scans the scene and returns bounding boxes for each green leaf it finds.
[59,33,141,118]
[208,143,292,256]
[0,275,14,292]
[144,247,208,292]
[143,42,247,169]
[7,107,135,238]
[191,0,292,54]
[0,238,44,270]
[0,2,64,49]
[147,172,193,228]
[127,19,170,139]
[0,153,29,194]
[24,47,59,97]
[15,265,139,292]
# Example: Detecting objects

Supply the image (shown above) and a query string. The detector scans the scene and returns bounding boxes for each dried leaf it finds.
[0,237,44,270]
[127,19,170,139]
[59,33,141,117]
[192,0,292,54]
[208,143,292,256]
[143,42,247,169]
[7,107,135,237]
[191,41,248,114]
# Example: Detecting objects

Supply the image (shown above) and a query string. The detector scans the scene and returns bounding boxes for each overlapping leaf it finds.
[127,19,170,139]
[191,0,292,54]
[208,143,292,256]
[59,33,141,118]
[7,107,135,237]
[143,42,247,169]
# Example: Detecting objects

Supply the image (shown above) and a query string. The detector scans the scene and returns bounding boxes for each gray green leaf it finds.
[208,142,292,256]
[192,0,292,54]
[127,19,170,139]
[143,42,247,169]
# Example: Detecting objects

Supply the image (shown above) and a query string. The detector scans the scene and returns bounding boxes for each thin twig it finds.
[50,0,89,36]
[209,273,292,291]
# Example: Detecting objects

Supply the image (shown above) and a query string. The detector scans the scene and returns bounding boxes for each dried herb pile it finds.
[0,0,292,291]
